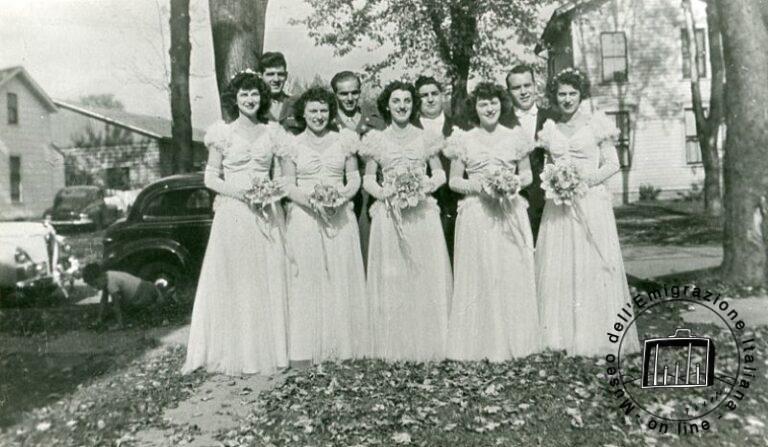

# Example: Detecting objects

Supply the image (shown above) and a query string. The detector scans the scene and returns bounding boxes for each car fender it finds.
[105,238,191,271]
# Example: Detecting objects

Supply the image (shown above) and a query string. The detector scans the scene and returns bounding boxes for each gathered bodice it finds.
[275,129,359,191]
[444,126,532,181]
[359,127,443,177]
[204,121,280,190]
[536,106,619,173]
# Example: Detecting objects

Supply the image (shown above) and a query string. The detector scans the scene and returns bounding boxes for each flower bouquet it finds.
[482,167,530,249]
[308,184,345,235]
[382,165,430,243]
[541,160,612,269]
[244,177,284,209]
[482,167,522,201]
[540,160,588,206]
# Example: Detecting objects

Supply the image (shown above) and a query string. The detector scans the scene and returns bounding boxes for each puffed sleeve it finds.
[511,126,536,160]
[443,130,468,162]
[337,129,361,157]
[268,125,297,161]
[203,120,229,154]
[423,130,445,158]
[589,110,620,145]
[359,130,384,162]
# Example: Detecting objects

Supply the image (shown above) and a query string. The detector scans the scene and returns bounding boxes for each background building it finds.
[0,66,64,220]
[537,0,722,203]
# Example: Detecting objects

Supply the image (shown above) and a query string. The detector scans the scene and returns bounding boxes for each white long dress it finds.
[444,127,540,361]
[535,106,640,356]
[183,121,289,375]
[276,129,369,362]
[361,128,453,362]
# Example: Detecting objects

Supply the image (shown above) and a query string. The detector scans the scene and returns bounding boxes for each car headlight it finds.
[79,213,89,220]
[15,248,31,264]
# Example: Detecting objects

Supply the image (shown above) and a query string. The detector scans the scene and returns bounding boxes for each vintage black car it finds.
[102,174,213,288]
[45,185,121,231]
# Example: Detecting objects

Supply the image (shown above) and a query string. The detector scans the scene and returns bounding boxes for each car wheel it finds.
[138,261,184,289]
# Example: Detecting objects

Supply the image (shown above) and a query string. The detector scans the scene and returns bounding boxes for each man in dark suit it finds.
[504,64,557,243]
[330,71,386,260]
[258,52,300,131]
[415,75,463,259]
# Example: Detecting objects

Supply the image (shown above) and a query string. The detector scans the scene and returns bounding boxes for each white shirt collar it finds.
[515,104,538,118]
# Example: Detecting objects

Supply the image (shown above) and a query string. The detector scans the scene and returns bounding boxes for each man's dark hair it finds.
[259,52,287,71]
[82,262,103,284]
[415,76,442,93]
[505,64,536,90]
[330,71,361,93]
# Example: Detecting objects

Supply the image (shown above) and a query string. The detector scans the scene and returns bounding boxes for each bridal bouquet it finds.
[382,165,430,246]
[244,177,284,209]
[482,167,523,201]
[540,160,588,206]
[308,184,345,235]
[382,165,429,210]
[308,184,345,214]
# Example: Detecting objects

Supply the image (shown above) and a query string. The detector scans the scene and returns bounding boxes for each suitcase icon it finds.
[641,328,715,389]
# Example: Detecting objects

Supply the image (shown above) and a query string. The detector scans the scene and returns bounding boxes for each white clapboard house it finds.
[537,0,721,203]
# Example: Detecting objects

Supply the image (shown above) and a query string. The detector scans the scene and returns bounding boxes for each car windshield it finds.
[55,188,98,209]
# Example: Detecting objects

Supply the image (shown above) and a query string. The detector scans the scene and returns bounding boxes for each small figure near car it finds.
[82,262,175,329]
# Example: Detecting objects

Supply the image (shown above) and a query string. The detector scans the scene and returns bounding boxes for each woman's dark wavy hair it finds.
[293,86,340,133]
[376,80,421,126]
[547,68,591,107]
[221,72,271,123]
[465,82,511,126]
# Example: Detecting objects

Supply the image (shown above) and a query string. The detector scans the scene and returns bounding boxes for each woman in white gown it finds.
[445,82,540,361]
[536,68,640,356]
[361,81,452,362]
[277,87,369,363]
[183,72,289,375]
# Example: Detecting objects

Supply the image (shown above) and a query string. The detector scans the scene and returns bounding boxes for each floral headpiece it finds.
[555,67,585,82]
[229,68,259,81]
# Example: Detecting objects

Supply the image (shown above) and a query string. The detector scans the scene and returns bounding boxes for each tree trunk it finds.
[209,0,269,121]
[170,0,193,173]
[683,0,722,216]
[718,0,768,285]
[702,0,724,217]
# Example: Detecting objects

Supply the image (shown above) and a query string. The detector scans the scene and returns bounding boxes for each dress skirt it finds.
[447,196,540,361]
[284,201,369,362]
[182,196,289,375]
[366,197,452,361]
[536,185,640,356]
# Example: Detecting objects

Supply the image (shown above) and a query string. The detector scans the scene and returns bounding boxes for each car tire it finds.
[138,261,184,289]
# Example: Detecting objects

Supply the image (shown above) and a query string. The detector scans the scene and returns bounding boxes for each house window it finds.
[9,156,21,202]
[106,167,131,190]
[685,108,707,164]
[600,32,628,82]
[7,93,18,125]
[607,111,631,168]
[682,29,707,78]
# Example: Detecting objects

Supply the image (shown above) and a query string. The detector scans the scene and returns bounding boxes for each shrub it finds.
[638,184,662,201]
[676,182,704,202]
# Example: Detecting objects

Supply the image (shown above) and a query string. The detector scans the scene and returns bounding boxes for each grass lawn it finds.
[615,200,722,246]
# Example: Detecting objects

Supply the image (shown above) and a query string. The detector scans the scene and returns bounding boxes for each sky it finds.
[0,0,552,130]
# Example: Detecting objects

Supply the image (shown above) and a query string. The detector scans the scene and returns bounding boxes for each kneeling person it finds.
[82,263,172,328]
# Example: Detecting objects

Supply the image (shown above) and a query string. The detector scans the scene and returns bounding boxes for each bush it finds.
[676,181,704,202]
[638,184,662,201]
